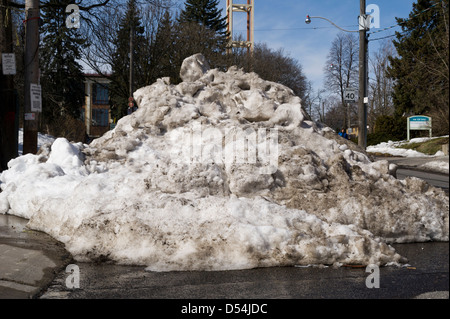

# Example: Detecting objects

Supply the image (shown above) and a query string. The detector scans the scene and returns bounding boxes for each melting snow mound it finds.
[0,54,448,271]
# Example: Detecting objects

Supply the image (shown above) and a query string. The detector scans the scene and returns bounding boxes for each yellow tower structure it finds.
[226,0,254,54]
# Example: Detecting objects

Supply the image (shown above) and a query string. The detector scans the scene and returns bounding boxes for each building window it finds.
[92,109,109,127]
[93,83,109,105]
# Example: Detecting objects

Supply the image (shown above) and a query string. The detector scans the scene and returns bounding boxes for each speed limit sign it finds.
[344,88,357,103]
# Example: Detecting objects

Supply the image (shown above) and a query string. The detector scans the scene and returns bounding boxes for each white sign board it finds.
[409,116,431,129]
[407,116,432,140]
[30,84,42,112]
[2,53,16,75]
[25,113,36,121]
[344,88,357,103]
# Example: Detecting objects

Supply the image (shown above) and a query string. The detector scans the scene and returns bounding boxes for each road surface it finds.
[396,168,449,190]
[38,242,448,301]
[376,155,449,193]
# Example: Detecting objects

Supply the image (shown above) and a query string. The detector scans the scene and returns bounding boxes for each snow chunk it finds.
[180,53,210,82]
[47,138,87,176]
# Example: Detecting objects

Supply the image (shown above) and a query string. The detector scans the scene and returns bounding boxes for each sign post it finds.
[407,116,432,141]
[2,53,16,75]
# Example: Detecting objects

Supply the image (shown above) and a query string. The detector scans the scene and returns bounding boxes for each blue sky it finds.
[81,0,417,93]
[219,0,417,93]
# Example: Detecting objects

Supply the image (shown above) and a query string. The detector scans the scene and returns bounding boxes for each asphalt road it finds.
[38,242,448,301]
[396,168,449,190]
[376,155,449,193]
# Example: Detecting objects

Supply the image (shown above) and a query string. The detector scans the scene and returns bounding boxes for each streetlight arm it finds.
[306,15,359,33]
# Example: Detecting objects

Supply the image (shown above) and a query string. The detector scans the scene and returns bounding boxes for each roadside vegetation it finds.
[397,136,449,155]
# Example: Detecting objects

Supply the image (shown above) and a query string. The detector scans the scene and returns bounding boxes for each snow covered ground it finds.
[17,128,56,156]
[367,138,449,174]
[1,54,448,271]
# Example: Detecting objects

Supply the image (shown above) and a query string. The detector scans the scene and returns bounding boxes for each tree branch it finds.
[7,0,110,11]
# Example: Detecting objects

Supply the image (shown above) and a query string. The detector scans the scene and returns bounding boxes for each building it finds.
[347,126,359,139]
[82,74,111,139]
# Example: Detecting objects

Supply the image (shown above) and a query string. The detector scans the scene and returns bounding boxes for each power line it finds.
[369,32,402,42]
[240,1,445,37]
[368,0,444,36]
[235,25,359,32]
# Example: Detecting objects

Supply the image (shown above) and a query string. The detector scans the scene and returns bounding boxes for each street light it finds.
[305,15,311,24]
[305,0,370,149]
[305,15,358,33]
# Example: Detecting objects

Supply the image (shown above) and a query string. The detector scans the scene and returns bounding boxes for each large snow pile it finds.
[1,54,448,271]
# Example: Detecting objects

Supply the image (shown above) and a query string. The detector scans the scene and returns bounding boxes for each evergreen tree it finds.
[169,0,229,83]
[152,9,177,80]
[178,0,227,35]
[40,0,87,129]
[388,0,449,134]
[109,0,148,120]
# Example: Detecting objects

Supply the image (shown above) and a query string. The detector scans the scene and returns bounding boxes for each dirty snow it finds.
[367,137,449,174]
[1,54,448,271]
[418,161,449,174]
[367,137,448,158]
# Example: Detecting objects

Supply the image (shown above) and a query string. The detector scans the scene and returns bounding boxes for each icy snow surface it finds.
[1,54,448,271]
[367,138,448,158]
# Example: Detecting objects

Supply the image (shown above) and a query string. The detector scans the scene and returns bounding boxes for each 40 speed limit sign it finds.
[344,88,357,103]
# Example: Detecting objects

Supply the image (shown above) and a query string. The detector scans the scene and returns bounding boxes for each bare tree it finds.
[303,81,326,122]
[231,42,308,101]
[82,0,174,76]
[368,40,396,133]
[324,32,359,130]
[322,95,345,131]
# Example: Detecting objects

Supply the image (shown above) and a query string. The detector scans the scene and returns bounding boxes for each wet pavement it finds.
[0,214,72,299]
[0,213,448,301]
[37,242,449,300]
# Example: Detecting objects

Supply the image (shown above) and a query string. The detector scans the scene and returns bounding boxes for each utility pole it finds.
[0,0,18,171]
[306,3,370,147]
[23,0,40,155]
[358,0,368,148]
